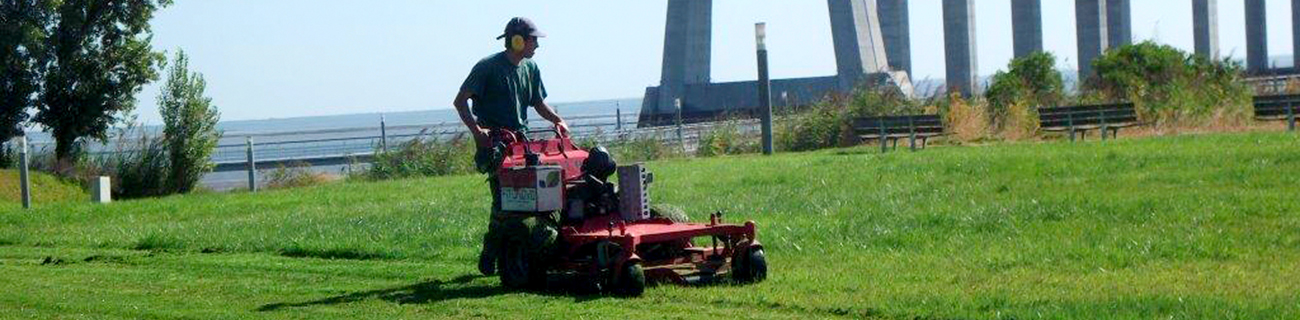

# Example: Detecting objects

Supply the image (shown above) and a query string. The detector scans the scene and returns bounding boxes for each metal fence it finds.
[205,112,763,172]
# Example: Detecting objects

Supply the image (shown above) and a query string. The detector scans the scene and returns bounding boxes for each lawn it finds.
[0,169,86,210]
[1,132,1298,319]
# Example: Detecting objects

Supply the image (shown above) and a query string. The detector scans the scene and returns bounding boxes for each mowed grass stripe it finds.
[0,131,1297,319]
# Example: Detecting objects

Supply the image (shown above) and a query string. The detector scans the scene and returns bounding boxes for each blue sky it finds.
[132,0,1296,123]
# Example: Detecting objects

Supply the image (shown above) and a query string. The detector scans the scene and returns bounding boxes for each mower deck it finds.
[558,215,759,285]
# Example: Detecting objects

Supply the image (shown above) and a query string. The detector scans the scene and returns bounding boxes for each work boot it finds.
[478,249,497,276]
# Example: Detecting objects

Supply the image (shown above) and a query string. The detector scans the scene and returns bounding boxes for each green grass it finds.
[0,169,86,210]
[1,132,1298,319]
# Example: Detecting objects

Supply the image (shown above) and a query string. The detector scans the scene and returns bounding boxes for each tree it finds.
[34,0,171,164]
[985,51,1065,119]
[158,50,219,193]
[0,0,54,143]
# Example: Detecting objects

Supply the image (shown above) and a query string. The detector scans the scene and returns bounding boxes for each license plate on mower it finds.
[499,166,564,212]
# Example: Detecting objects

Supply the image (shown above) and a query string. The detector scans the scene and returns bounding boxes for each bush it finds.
[158,50,221,194]
[695,120,758,157]
[777,85,920,152]
[263,162,334,190]
[985,52,1063,136]
[1089,41,1251,126]
[846,85,921,118]
[92,127,170,199]
[940,94,990,142]
[366,135,476,180]
[776,96,846,152]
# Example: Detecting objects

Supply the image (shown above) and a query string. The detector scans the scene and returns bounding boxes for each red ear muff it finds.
[511,35,525,52]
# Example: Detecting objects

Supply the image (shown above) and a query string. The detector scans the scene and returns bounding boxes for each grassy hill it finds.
[0,169,85,209]
[1,132,1298,319]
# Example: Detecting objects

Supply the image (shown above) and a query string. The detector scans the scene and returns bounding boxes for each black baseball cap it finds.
[496,17,546,39]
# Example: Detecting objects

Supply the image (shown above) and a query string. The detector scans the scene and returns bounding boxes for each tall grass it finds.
[695,120,758,157]
[365,134,476,180]
[89,127,171,199]
[606,135,682,163]
[263,162,337,190]
[941,93,991,142]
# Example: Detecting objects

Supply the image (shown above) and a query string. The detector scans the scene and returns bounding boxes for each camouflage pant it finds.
[481,176,507,261]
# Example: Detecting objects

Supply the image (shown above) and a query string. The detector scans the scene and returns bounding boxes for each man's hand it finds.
[472,126,492,148]
[554,121,570,137]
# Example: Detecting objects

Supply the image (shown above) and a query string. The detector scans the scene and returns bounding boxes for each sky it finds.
[131,0,1297,124]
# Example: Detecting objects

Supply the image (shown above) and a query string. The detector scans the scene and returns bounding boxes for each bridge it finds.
[640,0,1295,126]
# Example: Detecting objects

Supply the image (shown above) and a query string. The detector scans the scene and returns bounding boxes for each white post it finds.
[18,136,31,209]
[92,176,111,203]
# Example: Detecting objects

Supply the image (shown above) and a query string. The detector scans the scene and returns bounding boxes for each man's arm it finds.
[454,90,491,147]
[533,100,569,136]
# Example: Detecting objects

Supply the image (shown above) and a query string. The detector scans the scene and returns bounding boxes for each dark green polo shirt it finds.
[459,51,547,130]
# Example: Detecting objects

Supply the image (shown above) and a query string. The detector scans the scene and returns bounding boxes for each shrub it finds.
[93,127,170,199]
[999,102,1039,140]
[158,50,221,194]
[985,52,1063,135]
[366,134,476,180]
[695,120,758,157]
[846,85,921,118]
[776,97,844,152]
[1089,41,1251,126]
[777,85,923,152]
[941,93,989,142]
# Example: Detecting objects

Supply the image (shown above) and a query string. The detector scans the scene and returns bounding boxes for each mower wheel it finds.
[733,248,767,283]
[612,262,646,297]
[499,239,545,289]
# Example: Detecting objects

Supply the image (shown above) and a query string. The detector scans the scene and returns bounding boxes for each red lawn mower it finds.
[488,129,766,296]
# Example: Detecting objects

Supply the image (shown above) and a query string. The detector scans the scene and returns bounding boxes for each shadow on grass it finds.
[256,274,606,312]
[276,246,395,261]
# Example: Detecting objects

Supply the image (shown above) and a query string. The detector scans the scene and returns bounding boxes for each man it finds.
[453,17,569,276]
